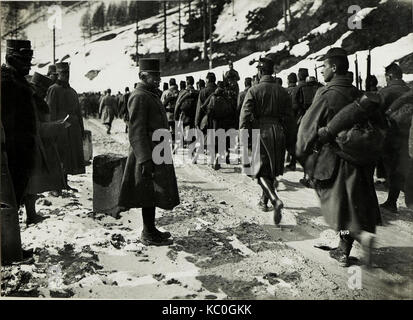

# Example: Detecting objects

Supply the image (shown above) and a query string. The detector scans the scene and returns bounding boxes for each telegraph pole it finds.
[208,0,212,70]
[53,25,56,64]
[135,2,139,66]
[163,1,168,62]
[178,0,181,62]
[202,0,207,61]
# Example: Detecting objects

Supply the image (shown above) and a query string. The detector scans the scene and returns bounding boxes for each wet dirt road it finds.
[1,118,412,300]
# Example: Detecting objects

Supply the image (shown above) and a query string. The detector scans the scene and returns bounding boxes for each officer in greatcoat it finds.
[118,58,180,246]
[296,48,382,267]
[239,55,294,224]
[1,39,37,205]
[46,62,85,191]
[24,72,67,225]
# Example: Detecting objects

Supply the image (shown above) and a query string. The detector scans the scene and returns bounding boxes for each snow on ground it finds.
[214,0,273,43]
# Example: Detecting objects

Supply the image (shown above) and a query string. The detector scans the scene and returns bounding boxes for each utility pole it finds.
[202,0,207,61]
[53,25,56,64]
[178,0,181,62]
[163,1,168,62]
[135,1,139,66]
[208,0,212,70]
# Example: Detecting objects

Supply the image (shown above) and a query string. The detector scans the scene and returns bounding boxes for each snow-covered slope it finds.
[2,0,412,93]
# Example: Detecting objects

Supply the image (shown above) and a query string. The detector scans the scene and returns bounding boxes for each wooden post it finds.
[203,0,207,61]
[135,2,139,66]
[53,25,56,64]
[355,54,359,90]
[209,0,212,70]
[163,1,168,62]
[178,0,181,62]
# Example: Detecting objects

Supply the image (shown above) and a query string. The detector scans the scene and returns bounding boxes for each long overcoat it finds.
[118,83,180,210]
[46,80,85,175]
[1,64,37,204]
[195,83,217,130]
[239,75,294,179]
[296,75,381,234]
[99,94,118,125]
[25,94,66,194]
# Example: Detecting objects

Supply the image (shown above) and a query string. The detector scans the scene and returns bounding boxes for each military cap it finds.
[56,62,70,72]
[287,72,297,83]
[186,75,195,84]
[257,57,275,70]
[206,72,216,80]
[323,47,348,60]
[298,68,309,80]
[6,39,33,56]
[31,72,53,90]
[384,62,402,75]
[47,64,57,75]
[139,58,160,73]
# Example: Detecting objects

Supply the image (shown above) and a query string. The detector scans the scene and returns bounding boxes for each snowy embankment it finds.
[4,0,412,93]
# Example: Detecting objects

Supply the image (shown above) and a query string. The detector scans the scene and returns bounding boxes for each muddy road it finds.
[1,118,412,300]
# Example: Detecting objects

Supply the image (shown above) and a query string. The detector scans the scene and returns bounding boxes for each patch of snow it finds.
[299,22,338,41]
[214,0,273,42]
[353,7,377,23]
[290,40,310,57]
[308,0,324,16]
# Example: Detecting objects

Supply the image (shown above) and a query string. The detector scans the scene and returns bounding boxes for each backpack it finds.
[180,90,198,117]
[325,88,386,166]
[209,94,235,120]
[301,83,320,110]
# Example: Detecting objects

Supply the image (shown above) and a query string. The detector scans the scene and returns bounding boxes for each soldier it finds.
[381,88,413,212]
[99,89,117,134]
[24,72,67,225]
[119,87,131,133]
[46,62,85,191]
[296,47,381,267]
[1,39,37,205]
[118,58,180,246]
[224,60,240,95]
[195,72,217,131]
[174,76,199,130]
[239,55,294,224]
[161,79,179,141]
[47,64,58,84]
[379,63,410,213]
[286,72,297,95]
[237,77,252,117]
[179,80,186,92]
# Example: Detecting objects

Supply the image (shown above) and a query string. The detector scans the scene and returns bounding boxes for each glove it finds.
[317,127,333,144]
[141,160,154,179]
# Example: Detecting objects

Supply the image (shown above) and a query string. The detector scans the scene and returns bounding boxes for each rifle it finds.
[355,54,359,90]
[365,47,372,91]
[314,64,318,81]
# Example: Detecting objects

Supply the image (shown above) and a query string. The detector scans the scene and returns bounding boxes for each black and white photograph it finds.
[0,0,412,305]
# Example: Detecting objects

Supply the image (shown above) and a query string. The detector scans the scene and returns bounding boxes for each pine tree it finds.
[115,1,128,26]
[92,3,105,31]
[106,2,116,26]
[80,9,92,39]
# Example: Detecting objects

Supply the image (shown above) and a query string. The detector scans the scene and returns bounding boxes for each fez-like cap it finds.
[186,75,194,83]
[323,47,348,60]
[139,58,160,73]
[47,64,57,75]
[6,39,33,56]
[56,62,69,72]
[31,72,53,90]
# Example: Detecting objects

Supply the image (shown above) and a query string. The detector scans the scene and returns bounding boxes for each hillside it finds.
[1,0,412,93]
